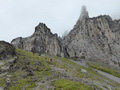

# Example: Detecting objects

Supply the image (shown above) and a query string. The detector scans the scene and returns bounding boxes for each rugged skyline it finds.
[11,12,120,67]
[0,1,120,89]
[0,0,120,42]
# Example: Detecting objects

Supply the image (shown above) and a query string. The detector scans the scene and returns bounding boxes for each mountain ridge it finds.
[1,6,120,90]
[11,14,120,67]
[11,23,63,57]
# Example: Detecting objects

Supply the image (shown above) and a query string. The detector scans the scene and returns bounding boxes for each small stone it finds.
[81,69,87,73]
[42,81,45,83]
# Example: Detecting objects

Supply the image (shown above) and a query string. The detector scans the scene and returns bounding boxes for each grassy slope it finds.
[3,48,52,90]
[53,79,93,90]
[88,62,120,78]
[0,48,120,90]
[51,56,120,90]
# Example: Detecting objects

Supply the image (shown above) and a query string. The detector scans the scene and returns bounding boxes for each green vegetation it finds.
[0,48,120,89]
[11,71,25,77]
[15,48,51,74]
[88,62,120,78]
[8,48,53,89]
[0,77,6,87]
[70,57,79,61]
[53,79,93,90]
[25,83,36,90]
[10,78,36,90]
[54,56,107,79]
[94,85,103,90]
[52,56,120,89]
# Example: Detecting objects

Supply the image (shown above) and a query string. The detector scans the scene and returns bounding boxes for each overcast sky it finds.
[0,0,120,42]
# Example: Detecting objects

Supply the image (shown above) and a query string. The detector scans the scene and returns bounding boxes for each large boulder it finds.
[0,41,15,60]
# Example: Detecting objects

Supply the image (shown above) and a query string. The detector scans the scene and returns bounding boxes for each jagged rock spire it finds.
[11,22,62,56]
[79,5,89,21]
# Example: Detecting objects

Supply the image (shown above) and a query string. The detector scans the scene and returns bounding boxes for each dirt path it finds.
[70,59,120,84]
[96,69,120,83]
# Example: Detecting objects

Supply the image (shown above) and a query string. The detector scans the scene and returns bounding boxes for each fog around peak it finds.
[79,5,89,21]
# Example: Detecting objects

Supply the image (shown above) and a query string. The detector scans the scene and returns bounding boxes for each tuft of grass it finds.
[25,83,36,90]
[36,71,43,78]
[0,77,6,87]
[53,79,93,90]
[11,71,25,77]
[10,78,36,90]
[94,85,103,90]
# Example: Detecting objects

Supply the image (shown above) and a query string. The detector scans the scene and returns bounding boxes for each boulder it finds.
[0,41,15,60]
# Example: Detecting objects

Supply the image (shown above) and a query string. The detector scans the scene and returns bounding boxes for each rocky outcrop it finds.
[0,41,15,60]
[0,41,16,79]
[11,23,62,56]
[63,13,120,67]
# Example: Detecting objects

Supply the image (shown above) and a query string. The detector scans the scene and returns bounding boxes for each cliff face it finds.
[11,23,62,56]
[11,11,120,67]
[63,15,120,67]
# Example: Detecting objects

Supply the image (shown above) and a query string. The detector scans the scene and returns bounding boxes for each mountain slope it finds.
[0,41,120,90]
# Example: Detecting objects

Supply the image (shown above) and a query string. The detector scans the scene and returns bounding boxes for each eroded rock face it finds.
[0,41,15,60]
[63,15,120,67]
[11,12,120,67]
[11,23,62,56]
[0,41,16,77]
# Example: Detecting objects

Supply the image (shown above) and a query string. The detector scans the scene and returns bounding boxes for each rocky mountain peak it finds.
[63,14,120,67]
[33,23,51,36]
[79,5,89,21]
[74,5,89,30]
[11,8,120,67]
[11,23,62,56]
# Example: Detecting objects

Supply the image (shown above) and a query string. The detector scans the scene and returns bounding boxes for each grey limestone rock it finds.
[11,23,62,56]
[11,8,120,67]
[63,15,120,67]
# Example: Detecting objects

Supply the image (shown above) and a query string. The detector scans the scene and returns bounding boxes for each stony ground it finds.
[0,49,120,90]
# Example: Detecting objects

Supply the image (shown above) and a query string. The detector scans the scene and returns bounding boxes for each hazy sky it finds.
[0,0,120,42]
